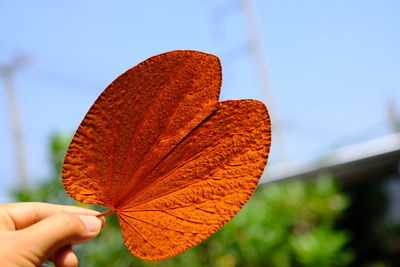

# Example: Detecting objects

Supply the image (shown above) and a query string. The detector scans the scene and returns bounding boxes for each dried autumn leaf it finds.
[62,50,271,260]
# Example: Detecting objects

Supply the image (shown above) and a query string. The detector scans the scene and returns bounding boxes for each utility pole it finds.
[387,99,400,133]
[0,55,29,188]
[239,0,288,162]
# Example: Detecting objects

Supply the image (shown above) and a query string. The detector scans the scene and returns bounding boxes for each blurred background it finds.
[1,0,399,266]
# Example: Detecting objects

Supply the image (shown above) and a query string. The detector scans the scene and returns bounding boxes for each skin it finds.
[0,202,105,267]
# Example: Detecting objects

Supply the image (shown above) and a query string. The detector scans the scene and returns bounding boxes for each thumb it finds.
[15,212,103,263]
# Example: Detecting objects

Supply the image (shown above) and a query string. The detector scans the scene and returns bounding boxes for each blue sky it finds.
[1,1,399,200]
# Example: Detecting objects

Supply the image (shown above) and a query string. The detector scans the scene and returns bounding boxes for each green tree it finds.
[12,134,353,266]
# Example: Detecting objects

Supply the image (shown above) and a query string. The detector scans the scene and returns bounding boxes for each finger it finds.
[15,212,103,264]
[1,202,102,230]
[52,246,78,267]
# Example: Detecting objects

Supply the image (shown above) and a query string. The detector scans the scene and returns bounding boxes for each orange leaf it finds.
[62,50,271,260]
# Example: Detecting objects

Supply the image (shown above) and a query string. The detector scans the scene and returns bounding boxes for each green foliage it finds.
[166,177,353,267]
[12,134,353,266]
[12,133,75,205]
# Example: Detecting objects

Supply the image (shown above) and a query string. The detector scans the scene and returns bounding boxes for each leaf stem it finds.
[96,208,116,218]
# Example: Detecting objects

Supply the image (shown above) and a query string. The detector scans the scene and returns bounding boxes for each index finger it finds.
[0,202,103,230]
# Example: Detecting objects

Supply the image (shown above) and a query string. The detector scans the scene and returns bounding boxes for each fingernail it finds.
[79,216,102,233]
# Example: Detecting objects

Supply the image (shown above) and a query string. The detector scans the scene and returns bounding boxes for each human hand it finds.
[0,202,105,267]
